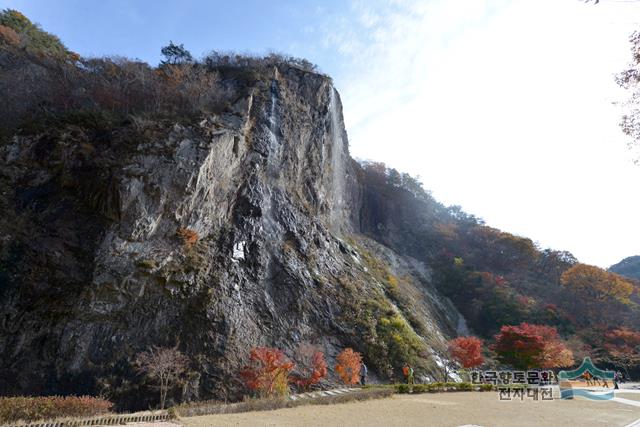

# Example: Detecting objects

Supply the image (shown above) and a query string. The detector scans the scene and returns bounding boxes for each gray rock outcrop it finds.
[0,65,461,406]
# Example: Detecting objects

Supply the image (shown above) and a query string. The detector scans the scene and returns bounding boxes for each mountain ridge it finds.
[610,255,640,280]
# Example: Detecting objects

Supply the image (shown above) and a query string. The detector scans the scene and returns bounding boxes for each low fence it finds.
[1,412,170,427]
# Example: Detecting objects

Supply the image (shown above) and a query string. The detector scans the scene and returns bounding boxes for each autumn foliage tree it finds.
[447,336,484,368]
[0,9,78,60]
[539,338,575,369]
[240,347,295,398]
[335,348,362,385]
[603,327,640,378]
[561,264,634,304]
[176,227,199,250]
[290,343,328,391]
[560,264,634,324]
[493,323,573,370]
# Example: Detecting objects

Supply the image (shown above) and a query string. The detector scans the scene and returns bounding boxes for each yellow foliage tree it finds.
[560,264,634,304]
[540,339,574,369]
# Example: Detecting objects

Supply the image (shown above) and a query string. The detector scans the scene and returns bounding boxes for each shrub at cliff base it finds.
[335,348,362,385]
[240,347,295,398]
[290,343,328,392]
[447,336,484,369]
[0,396,113,423]
[492,323,573,370]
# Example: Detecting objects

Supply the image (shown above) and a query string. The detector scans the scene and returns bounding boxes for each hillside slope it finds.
[610,256,640,280]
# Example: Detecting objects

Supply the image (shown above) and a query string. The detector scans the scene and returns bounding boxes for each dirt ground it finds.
[178,390,640,427]
[618,392,640,402]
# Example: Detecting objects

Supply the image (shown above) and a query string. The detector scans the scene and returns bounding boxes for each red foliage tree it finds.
[447,336,484,368]
[240,347,295,398]
[603,327,640,378]
[335,348,362,385]
[492,323,573,370]
[290,343,328,391]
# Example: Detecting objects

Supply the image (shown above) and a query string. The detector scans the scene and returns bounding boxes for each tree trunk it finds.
[622,364,631,381]
[160,376,167,409]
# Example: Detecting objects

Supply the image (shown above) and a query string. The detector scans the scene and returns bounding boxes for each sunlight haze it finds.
[334,0,640,268]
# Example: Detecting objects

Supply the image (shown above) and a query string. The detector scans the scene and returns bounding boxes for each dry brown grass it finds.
[180,391,640,427]
[174,388,393,418]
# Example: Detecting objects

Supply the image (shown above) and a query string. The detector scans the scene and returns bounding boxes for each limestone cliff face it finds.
[0,65,461,406]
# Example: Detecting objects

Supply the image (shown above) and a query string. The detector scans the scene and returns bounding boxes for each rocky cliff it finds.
[0,64,462,407]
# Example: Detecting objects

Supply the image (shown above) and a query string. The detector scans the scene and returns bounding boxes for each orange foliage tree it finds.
[447,336,484,368]
[560,264,634,325]
[335,348,362,385]
[493,323,573,370]
[176,227,199,250]
[240,347,294,398]
[290,343,328,391]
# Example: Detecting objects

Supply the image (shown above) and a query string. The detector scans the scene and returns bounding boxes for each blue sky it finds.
[4,0,640,267]
[3,0,350,72]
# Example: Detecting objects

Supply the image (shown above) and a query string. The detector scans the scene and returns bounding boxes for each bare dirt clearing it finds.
[178,391,640,427]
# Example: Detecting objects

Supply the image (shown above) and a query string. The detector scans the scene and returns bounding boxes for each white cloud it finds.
[324,0,640,267]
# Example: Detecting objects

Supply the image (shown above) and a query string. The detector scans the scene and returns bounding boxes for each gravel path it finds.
[124,423,181,427]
